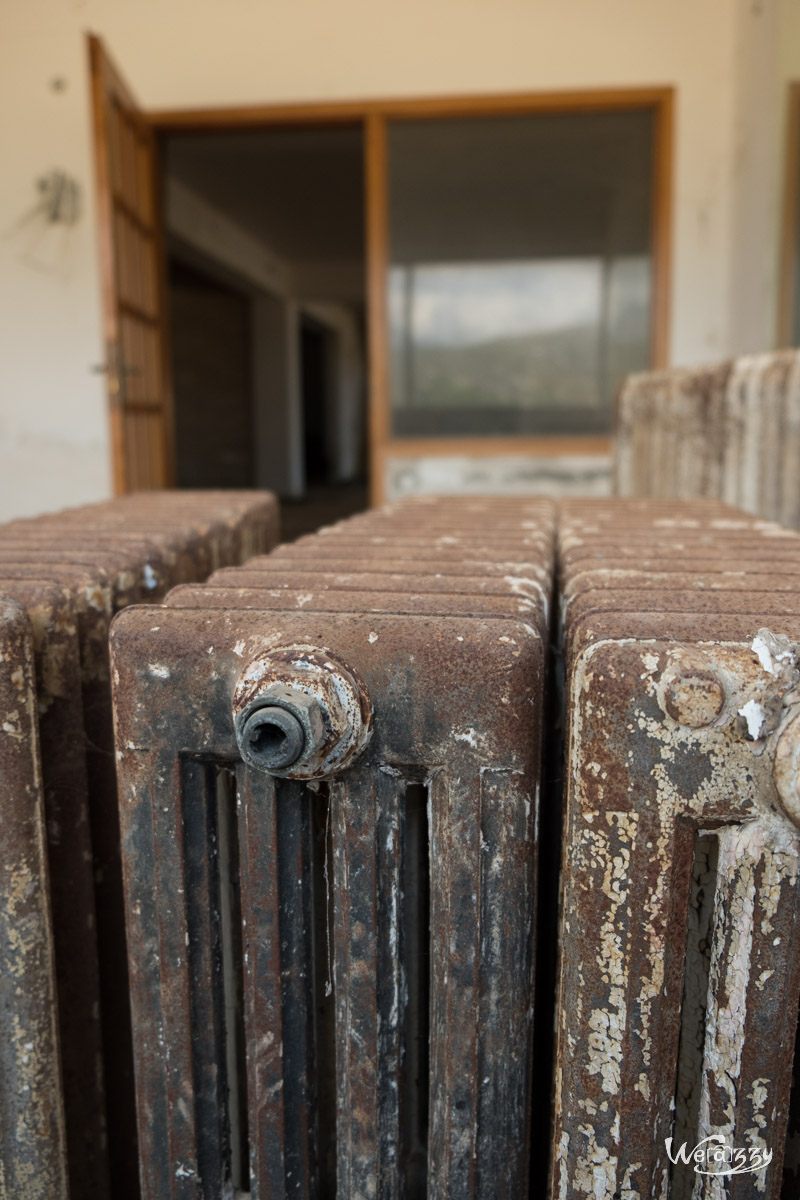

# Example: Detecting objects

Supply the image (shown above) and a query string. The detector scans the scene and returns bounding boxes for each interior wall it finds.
[169,260,254,488]
[166,177,293,298]
[0,0,790,517]
[302,302,365,483]
[779,0,800,347]
[0,29,111,520]
[727,0,783,355]
[252,294,303,497]
[385,453,613,500]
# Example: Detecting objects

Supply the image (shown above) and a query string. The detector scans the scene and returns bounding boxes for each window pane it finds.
[387,110,654,438]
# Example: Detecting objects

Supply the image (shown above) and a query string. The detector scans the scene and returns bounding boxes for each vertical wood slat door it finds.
[88,35,174,494]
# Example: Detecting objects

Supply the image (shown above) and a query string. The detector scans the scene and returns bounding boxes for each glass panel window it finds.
[387,111,654,437]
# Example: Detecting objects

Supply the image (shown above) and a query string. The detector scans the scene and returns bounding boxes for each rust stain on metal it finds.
[14,486,800,1200]
[232,644,373,779]
[110,496,554,1198]
[0,595,69,1200]
[614,351,800,530]
[0,492,279,1200]
[552,498,800,1200]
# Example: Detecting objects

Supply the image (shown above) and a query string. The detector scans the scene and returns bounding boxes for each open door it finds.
[88,35,174,493]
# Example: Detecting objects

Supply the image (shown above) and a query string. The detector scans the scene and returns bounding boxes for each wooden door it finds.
[88,35,174,493]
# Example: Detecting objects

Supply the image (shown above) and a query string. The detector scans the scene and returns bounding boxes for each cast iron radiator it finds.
[0,491,279,1200]
[552,497,800,1200]
[109,496,554,1199]
[614,351,800,529]
[0,597,69,1198]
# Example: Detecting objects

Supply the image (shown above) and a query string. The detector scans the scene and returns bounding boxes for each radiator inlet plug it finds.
[232,645,372,780]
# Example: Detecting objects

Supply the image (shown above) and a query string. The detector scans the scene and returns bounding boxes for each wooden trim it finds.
[88,34,126,494]
[112,193,155,236]
[383,437,612,459]
[121,399,167,414]
[87,36,116,348]
[150,130,177,485]
[118,300,159,324]
[778,82,800,348]
[149,86,674,132]
[87,34,177,493]
[365,113,390,507]
[90,31,139,112]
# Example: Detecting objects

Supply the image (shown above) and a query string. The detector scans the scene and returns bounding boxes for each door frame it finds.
[145,86,674,504]
[89,35,177,494]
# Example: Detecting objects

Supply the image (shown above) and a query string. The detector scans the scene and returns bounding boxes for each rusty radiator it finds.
[0,597,69,1200]
[0,491,279,1200]
[614,352,800,529]
[109,496,554,1198]
[552,497,800,1199]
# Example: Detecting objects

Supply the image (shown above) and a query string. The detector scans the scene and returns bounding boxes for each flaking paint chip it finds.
[738,698,765,739]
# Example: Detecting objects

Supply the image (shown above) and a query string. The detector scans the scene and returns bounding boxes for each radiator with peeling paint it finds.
[110,496,554,1199]
[0,596,69,1200]
[0,491,279,1200]
[552,498,800,1200]
[614,351,800,529]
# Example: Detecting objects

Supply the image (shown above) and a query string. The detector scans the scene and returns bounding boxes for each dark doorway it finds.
[163,124,369,525]
[168,258,254,488]
[301,315,332,486]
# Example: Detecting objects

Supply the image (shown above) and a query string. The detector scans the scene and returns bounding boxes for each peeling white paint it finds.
[739,698,765,739]
[751,629,796,677]
[555,636,800,1199]
[456,728,479,749]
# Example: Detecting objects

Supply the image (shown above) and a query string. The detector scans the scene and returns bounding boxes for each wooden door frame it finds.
[88,35,126,490]
[89,34,177,494]
[147,86,674,505]
[779,81,800,349]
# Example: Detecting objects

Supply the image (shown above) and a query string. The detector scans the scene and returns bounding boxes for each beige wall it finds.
[0,0,794,518]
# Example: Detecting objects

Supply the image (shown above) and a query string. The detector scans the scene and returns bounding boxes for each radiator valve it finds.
[233,645,372,780]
